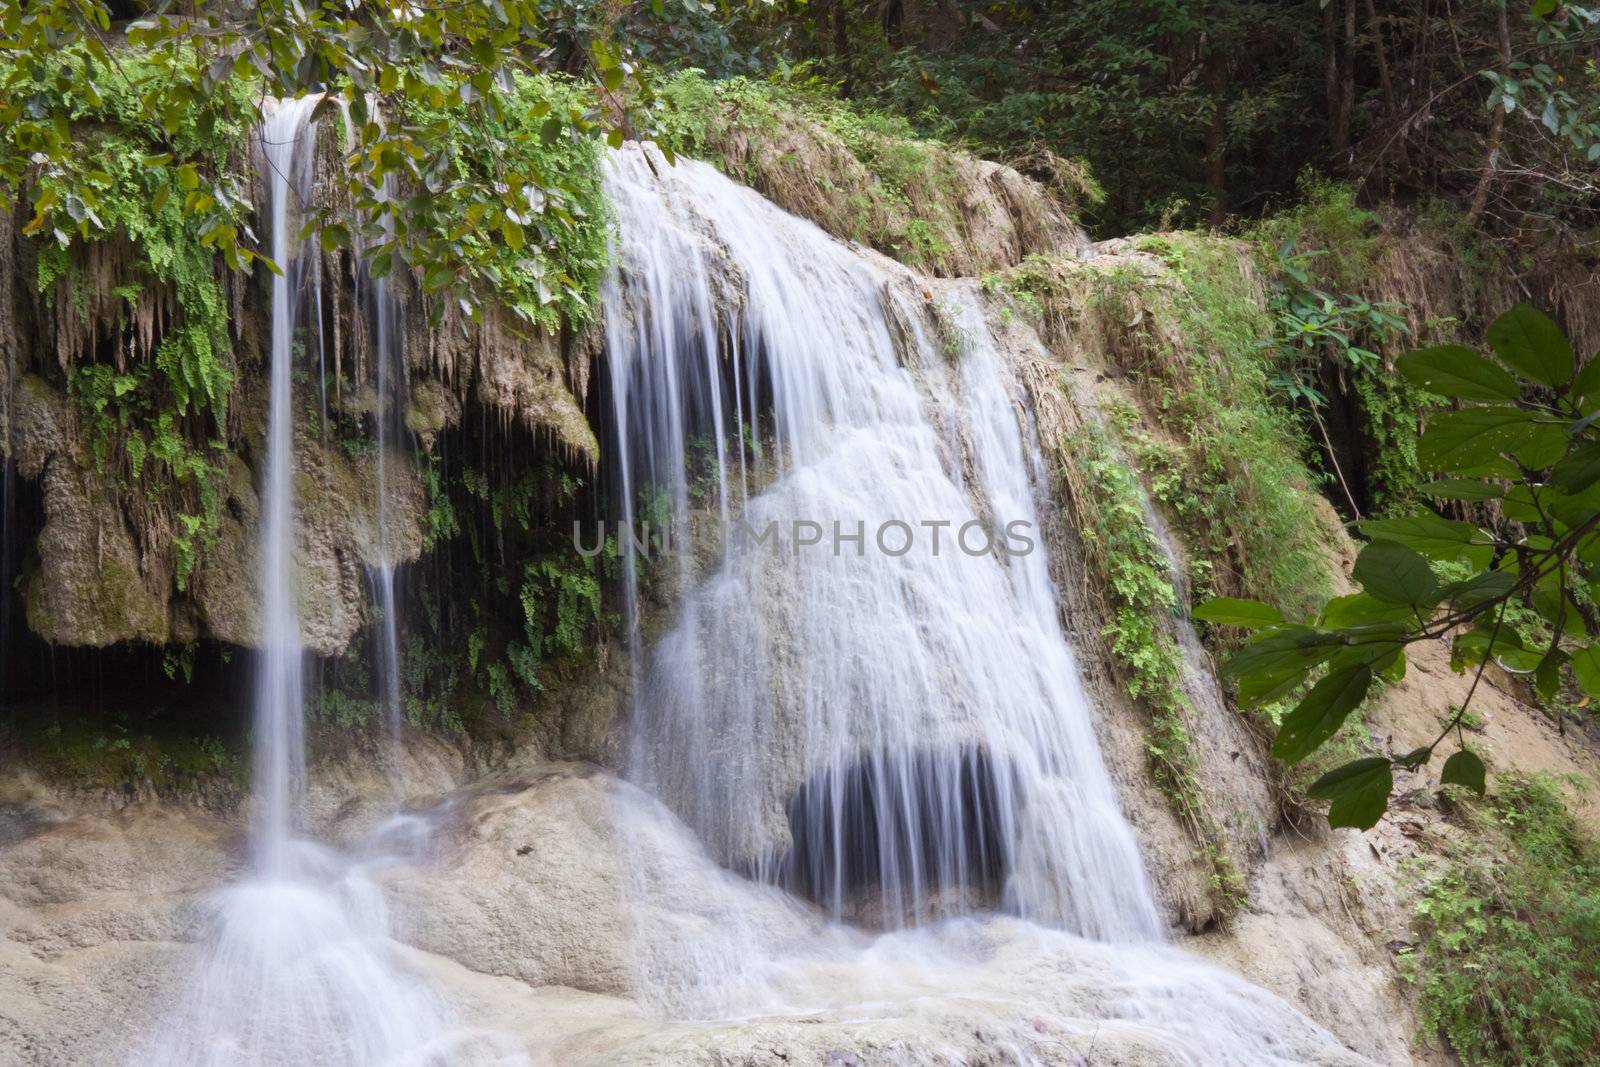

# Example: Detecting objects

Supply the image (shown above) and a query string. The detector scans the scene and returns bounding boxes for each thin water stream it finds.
[136,98,500,1067]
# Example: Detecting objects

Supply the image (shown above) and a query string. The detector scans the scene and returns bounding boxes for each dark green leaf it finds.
[1307,756,1393,830]
[1487,303,1573,387]
[1237,668,1307,709]
[1271,664,1373,764]
[1440,570,1515,611]
[1571,356,1600,412]
[1318,593,1412,628]
[1417,407,1540,472]
[1535,649,1568,700]
[1440,749,1486,795]
[1421,479,1504,502]
[1512,423,1570,469]
[1571,645,1600,698]
[1532,586,1586,638]
[1395,746,1433,770]
[1191,597,1284,628]
[1396,344,1521,401]
[1550,443,1600,493]
[1223,626,1343,679]
[1357,516,1491,568]
[1352,540,1439,605]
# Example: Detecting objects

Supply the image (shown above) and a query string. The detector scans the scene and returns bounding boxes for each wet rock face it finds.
[25,455,175,647]
[6,372,426,657]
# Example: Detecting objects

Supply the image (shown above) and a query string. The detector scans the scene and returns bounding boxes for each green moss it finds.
[1411,774,1600,1066]
[1066,420,1245,913]
[13,713,242,794]
[1108,235,1332,618]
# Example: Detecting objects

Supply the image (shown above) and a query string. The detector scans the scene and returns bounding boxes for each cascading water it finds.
[595,144,1374,1065]
[603,144,1160,939]
[136,98,506,1067]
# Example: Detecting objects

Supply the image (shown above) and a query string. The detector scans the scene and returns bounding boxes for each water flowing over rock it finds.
[602,143,1163,940]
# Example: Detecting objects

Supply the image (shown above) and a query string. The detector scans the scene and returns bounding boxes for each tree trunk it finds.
[1333,0,1357,156]
[1364,0,1395,111]
[1468,1,1512,222]
[833,0,851,91]
[1205,55,1229,227]
[1325,1,1344,152]
[896,0,925,46]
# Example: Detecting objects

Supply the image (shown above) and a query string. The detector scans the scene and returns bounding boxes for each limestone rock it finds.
[24,455,172,647]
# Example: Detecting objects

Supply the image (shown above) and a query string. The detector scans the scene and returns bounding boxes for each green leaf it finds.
[1421,479,1504,502]
[1237,668,1306,709]
[1352,540,1439,606]
[1440,570,1515,611]
[1512,423,1571,469]
[1224,626,1343,679]
[1396,344,1522,401]
[1486,303,1573,387]
[1307,757,1393,830]
[1191,597,1284,628]
[1571,356,1600,412]
[319,223,349,252]
[1550,443,1600,493]
[502,219,524,250]
[1439,749,1486,795]
[1570,645,1600,698]
[1357,516,1491,568]
[1532,586,1586,638]
[1535,648,1568,700]
[1417,407,1541,472]
[1395,746,1433,770]
[1318,593,1412,628]
[1271,664,1373,765]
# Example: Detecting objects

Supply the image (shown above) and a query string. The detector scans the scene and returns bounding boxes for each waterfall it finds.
[135,98,504,1067]
[602,143,1161,940]
[593,146,1376,1065]
[251,95,320,872]
[368,200,405,738]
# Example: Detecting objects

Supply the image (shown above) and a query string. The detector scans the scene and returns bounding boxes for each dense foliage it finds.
[1199,305,1600,828]
[697,1,1600,236]
[0,0,656,315]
